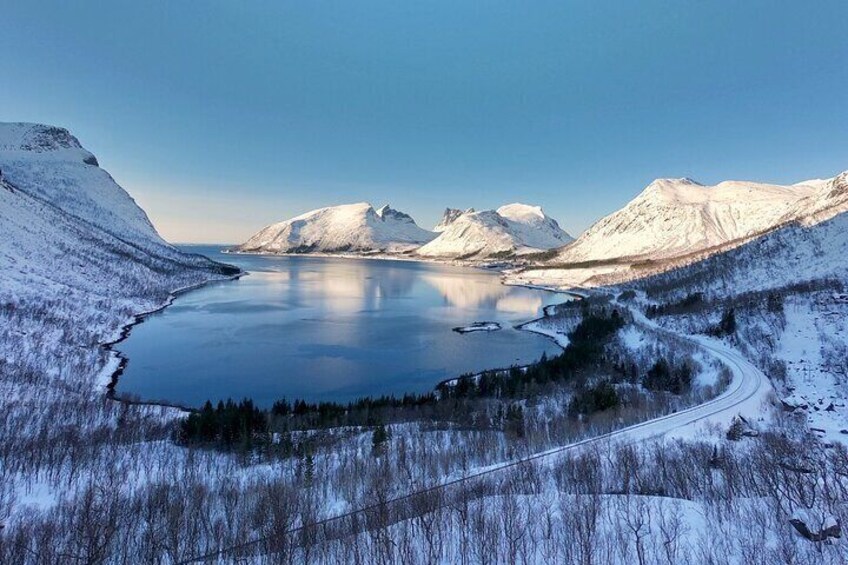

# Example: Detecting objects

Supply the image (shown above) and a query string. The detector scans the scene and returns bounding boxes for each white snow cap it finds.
[496,203,547,222]
[418,202,572,259]
[551,173,845,264]
[237,202,435,254]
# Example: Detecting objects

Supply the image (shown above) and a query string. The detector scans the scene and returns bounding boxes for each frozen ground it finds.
[2,122,846,562]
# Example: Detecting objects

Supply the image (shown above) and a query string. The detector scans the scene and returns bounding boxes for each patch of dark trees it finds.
[641,358,693,395]
[645,292,704,318]
[438,307,625,400]
[708,308,737,337]
[178,399,266,450]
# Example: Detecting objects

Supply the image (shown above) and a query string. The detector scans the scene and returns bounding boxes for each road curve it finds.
[178,297,773,563]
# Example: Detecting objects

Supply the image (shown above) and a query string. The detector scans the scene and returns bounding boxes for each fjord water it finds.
[115,246,567,407]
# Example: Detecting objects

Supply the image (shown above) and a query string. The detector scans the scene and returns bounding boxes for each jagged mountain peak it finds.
[376,204,416,224]
[828,171,848,197]
[237,202,435,254]
[418,203,572,259]
[434,207,475,232]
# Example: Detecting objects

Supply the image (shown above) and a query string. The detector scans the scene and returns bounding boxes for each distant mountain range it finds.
[236,171,847,271]
[236,202,573,259]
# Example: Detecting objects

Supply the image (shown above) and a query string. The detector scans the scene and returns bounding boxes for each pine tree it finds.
[371,423,390,456]
[719,308,736,335]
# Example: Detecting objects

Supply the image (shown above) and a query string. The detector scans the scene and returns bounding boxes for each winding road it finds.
[180,294,773,563]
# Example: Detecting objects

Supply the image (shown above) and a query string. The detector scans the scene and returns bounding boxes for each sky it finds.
[2,1,847,244]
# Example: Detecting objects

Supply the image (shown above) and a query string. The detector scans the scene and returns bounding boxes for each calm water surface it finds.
[115,246,568,407]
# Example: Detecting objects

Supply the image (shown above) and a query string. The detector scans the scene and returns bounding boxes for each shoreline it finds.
[104,249,583,413]
[225,247,522,273]
[102,271,246,413]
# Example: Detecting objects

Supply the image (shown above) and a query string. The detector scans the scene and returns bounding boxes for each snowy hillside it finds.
[631,209,848,299]
[510,172,847,289]
[646,172,848,299]
[0,122,236,393]
[555,177,818,263]
[0,122,167,245]
[417,203,572,259]
[788,171,848,227]
[236,202,436,254]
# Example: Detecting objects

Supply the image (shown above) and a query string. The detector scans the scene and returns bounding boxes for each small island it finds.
[452,321,502,334]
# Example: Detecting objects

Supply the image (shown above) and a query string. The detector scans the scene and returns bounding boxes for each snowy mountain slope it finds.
[785,171,848,227]
[236,202,436,254]
[417,203,572,259]
[0,123,166,245]
[0,122,236,392]
[496,203,572,250]
[553,177,819,264]
[509,172,847,290]
[627,209,848,300]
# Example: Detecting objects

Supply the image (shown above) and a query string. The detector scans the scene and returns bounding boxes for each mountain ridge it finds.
[236,202,436,254]
[509,170,848,290]
[237,201,572,259]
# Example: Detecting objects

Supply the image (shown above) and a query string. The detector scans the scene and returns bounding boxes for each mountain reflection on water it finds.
[115,248,569,407]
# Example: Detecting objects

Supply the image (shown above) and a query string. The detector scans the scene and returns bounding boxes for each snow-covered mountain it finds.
[0,122,236,399]
[786,171,848,227]
[509,172,848,289]
[236,202,436,254]
[630,206,848,299]
[416,203,573,259]
[554,177,820,264]
[0,122,168,245]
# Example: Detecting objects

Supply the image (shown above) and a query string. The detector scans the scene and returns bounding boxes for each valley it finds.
[1,122,846,563]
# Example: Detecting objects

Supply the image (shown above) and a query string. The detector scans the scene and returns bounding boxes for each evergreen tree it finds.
[719,308,737,335]
[371,423,390,456]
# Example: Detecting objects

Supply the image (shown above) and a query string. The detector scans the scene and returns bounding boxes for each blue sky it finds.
[2,1,847,243]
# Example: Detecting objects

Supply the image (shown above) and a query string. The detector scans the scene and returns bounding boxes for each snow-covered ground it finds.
[777,296,848,443]
[3,121,846,562]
